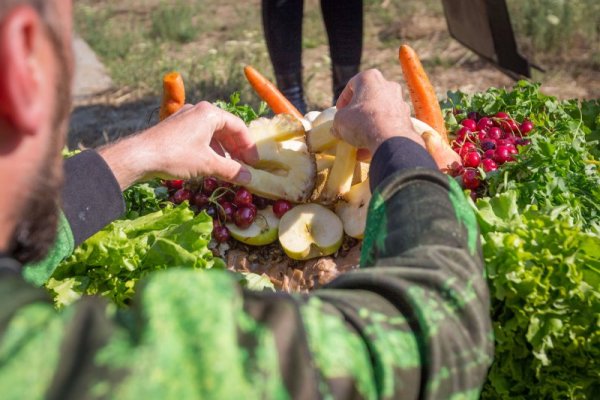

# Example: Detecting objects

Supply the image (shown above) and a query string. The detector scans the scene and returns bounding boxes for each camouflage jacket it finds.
[0,138,493,399]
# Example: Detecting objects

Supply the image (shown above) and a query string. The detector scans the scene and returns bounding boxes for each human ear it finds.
[0,6,47,135]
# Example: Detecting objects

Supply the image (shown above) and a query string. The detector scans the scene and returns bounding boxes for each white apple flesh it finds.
[227,206,280,246]
[278,203,344,260]
[335,179,371,239]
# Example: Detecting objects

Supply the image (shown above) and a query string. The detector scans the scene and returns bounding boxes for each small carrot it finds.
[243,65,303,119]
[398,45,448,143]
[159,71,185,121]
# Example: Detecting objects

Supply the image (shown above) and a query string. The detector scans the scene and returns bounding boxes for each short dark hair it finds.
[0,1,60,41]
[0,0,50,18]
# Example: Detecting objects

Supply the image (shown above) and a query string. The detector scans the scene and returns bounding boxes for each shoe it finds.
[275,72,307,115]
[332,64,360,104]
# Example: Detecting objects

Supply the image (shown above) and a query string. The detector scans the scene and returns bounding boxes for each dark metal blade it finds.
[441,0,535,79]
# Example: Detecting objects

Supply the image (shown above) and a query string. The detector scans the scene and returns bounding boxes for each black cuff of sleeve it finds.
[369,137,437,192]
[62,150,125,246]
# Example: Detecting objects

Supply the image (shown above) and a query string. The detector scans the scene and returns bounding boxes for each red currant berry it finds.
[234,187,253,207]
[500,119,519,134]
[205,205,218,219]
[202,176,219,195]
[273,200,293,219]
[488,127,502,140]
[481,139,496,151]
[477,129,489,142]
[253,196,269,210]
[494,146,512,164]
[459,142,477,157]
[219,201,236,222]
[482,158,498,172]
[520,120,534,135]
[461,119,477,131]
[172,188,191,204]
[496,138,513,148]
[483,149,496,159]
[477,117,493,131]
[462,169,480,190]
[213,225,231,243]
[463,151,481,168]
[192,192,209,208]
[234,206,257,228]
[455,126,472,140]
[166,179,184,190]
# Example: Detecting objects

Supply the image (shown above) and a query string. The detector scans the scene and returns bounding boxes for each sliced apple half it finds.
[227,206,279,246]
[307,106,338,152]
[278,203,343,260]
[242,115,316,202]
[335,179,371,239]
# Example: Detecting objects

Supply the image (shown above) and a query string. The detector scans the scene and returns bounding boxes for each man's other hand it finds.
[99,102,258,190]
[332,69,424,156]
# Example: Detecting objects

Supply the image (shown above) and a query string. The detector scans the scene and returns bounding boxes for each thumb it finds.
[208,153,252,185]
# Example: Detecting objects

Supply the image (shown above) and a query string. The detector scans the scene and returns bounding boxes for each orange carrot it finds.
[159,71,185,121]
[243,65,303,119]
[398,45,448,143]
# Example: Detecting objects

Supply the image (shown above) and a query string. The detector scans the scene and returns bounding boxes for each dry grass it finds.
[74,0,600,109]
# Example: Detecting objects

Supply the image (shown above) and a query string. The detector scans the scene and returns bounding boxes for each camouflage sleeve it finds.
[0,142,492,399]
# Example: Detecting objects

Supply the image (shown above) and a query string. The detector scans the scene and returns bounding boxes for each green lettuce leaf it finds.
[49,203,224,307]
[123,180,169,219]
[237,272,276,292]
[478,195,600,399]
[446,82,600,398]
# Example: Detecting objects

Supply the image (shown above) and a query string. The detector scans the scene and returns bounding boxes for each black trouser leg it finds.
[262,0,307,114]
[320,0,363,102]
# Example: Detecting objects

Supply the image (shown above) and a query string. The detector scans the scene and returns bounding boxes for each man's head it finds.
[0,0,73,264]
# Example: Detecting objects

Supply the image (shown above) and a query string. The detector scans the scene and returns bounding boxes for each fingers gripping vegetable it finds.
[159,71,186,121]
[398,45,448,143]
[243,65,303,120]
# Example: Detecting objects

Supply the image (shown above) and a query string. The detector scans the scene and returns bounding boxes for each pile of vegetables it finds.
[444,81,599,398]
[46,57,599,398]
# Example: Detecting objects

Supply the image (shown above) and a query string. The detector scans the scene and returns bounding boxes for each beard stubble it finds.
[10,30,72,265]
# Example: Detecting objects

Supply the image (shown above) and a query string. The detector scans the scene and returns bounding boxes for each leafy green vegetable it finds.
[123,180,169,219]
[49,204,224,307]
[446,81,600,231]
[475,192,600,399]
[214,92,268,124]
[61,147,81,158]
[445,82,600,398]
[237,272,276,292]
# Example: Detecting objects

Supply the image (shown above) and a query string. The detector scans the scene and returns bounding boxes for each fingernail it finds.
[236,168,252,185]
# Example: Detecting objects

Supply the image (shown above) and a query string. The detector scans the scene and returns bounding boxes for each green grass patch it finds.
[150,1,200,43]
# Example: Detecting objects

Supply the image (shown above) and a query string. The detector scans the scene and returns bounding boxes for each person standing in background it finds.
[262,0,363,114]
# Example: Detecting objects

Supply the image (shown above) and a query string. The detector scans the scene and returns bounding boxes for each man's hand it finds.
[332,69,424,156]
[99,102,258,190]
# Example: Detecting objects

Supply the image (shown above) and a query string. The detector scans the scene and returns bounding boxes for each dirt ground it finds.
[69,0,599,148]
